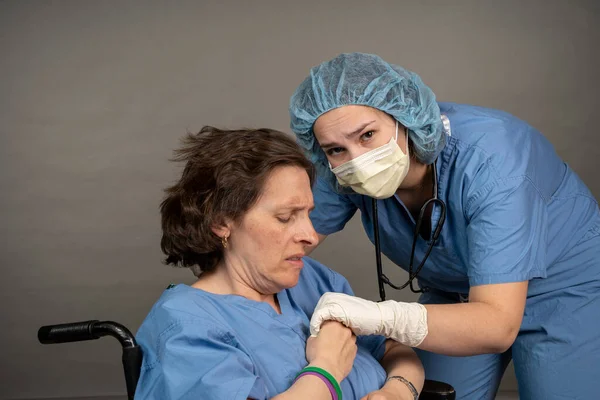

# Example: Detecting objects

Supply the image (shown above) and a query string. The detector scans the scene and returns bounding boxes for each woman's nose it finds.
[297,219,318,246]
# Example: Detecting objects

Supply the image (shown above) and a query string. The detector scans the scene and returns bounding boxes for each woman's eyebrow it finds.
[275,202,315,212]
[344,120,376,138]
[320,120,376,149]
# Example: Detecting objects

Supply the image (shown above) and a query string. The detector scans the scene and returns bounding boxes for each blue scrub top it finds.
[135,258,387,400]
[310,102,600,296]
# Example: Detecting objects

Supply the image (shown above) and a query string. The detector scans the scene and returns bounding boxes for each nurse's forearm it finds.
[418,302,519,356]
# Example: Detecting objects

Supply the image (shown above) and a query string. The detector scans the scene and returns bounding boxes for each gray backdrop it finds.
[1,0,598,399]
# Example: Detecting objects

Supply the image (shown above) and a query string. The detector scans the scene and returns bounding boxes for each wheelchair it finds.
[38,320,456,400]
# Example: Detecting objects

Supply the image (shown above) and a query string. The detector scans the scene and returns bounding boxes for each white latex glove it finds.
[310,292,429,348]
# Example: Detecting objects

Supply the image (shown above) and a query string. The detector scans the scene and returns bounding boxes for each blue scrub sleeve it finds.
[310,176,358,235]
[466,176,548,286]
[330,268,387,361]
[136,320,266,400]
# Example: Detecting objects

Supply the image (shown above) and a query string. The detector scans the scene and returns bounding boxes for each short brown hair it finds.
[160,126,315,273]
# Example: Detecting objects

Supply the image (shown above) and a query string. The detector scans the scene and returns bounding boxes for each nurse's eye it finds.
[360,131,374,142]
[326,147,345,156]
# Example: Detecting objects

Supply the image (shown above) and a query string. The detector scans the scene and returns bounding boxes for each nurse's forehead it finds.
[314,106,384,135]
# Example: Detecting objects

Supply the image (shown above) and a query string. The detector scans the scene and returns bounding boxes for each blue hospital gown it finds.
[309,102,600,399]
[134,257,387,400]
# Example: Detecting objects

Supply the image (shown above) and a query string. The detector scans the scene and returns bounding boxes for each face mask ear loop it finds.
[396,120,409,156]
[404,125,409,157]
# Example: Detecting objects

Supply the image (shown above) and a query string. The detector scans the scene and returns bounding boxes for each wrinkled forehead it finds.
[256,166,314,209]
[313,105,393,139]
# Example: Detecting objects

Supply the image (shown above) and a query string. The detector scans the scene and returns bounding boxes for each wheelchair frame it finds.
[37,320,455,400]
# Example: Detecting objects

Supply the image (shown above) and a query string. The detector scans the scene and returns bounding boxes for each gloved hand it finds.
[310,292,429,347]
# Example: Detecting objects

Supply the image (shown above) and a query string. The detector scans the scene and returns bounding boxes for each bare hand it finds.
[305,321,357,382]
[360,387,406,400]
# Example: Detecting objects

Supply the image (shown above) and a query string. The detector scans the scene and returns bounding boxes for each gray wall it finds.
[1,0,598,398]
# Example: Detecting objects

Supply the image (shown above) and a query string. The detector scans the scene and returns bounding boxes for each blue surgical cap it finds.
[289,52,445,192]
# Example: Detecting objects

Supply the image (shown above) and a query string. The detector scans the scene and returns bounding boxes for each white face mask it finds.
[330,121,410,199]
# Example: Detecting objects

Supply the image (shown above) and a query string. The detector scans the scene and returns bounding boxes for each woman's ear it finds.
[211,217,232,239]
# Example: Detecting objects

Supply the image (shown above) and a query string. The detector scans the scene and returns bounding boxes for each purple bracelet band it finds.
[294,371,338,400]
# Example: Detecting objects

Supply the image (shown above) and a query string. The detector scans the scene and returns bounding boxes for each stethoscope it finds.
[373,119,450,301]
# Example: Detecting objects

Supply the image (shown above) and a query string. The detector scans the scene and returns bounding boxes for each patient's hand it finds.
[360,387,410,400]
[305,321,357,383]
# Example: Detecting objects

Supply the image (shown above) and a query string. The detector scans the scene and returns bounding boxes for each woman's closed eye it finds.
[277,215,292,223]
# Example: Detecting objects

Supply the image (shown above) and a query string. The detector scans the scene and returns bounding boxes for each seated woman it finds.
[135,127,424,400]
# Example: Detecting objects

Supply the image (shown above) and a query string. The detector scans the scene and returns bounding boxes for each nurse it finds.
[289,52,600,400]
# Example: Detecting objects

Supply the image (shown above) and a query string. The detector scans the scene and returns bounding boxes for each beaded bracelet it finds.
[294,366,342,400]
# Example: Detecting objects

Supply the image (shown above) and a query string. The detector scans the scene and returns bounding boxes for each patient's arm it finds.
[370,340,425,400]
[271,322,357,400]
[265,373,334,400]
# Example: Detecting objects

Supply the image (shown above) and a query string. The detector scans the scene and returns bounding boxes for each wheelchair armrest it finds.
[419,379,456,400]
